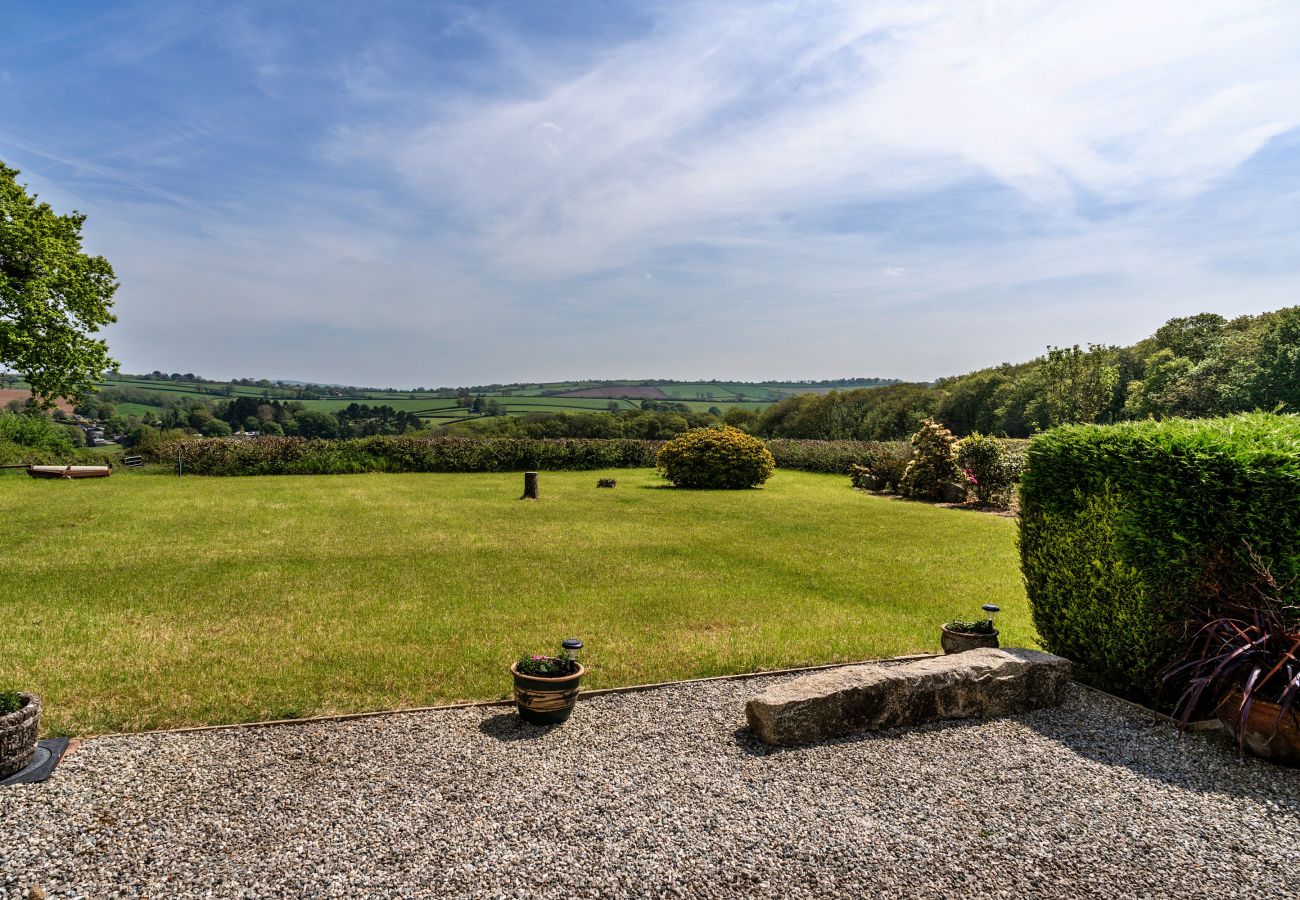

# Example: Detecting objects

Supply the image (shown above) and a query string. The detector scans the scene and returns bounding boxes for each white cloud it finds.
[347,0,1300,282]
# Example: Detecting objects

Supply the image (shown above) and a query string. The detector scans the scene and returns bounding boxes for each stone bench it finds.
[745,647,1071,747]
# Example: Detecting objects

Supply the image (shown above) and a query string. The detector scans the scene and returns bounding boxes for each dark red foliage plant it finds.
[1162,548,1300,753]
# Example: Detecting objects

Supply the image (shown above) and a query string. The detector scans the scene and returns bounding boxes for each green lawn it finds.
[0,469,1030,735]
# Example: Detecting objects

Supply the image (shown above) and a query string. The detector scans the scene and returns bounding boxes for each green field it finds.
[0,469,1028,734]
[17,374,894,424]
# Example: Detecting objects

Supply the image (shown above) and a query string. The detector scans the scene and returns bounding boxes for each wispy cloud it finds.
[349,0,1300,274]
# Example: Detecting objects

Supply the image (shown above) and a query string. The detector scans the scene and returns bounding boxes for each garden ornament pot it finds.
[940,626,1000,655]
[1216,687,1300,767]
[511,663,585,725]
[0,693,41,780]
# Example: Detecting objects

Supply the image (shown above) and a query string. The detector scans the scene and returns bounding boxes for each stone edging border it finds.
[82,653,1222,741]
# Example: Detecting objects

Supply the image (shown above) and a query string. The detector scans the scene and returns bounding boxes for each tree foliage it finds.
[0,161,117,406]
[754,306,1300,441]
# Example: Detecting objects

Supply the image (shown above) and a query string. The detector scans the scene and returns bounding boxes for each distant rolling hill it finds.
[10,375,900,424]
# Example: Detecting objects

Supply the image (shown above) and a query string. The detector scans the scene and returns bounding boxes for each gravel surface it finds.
[2,675,1298,899]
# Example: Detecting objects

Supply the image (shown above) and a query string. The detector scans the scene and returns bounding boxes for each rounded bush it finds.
[656,426,775,489]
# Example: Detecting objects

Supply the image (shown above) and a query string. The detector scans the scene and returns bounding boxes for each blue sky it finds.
[3,1,1299,387]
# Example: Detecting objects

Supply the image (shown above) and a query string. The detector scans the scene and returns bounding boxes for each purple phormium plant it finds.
[1162,558,1300,753]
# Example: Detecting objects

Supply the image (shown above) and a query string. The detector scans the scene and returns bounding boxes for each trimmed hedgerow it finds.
[1019,413,1300,703]
[146,436,663,476]
[656,426,775,489]
[767,439,909,476]
[145,435,930,480]
[847,445,913,493]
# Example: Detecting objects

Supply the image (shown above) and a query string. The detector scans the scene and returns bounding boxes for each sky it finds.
[2,1,1299,388]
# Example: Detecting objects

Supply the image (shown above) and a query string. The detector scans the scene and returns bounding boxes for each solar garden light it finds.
[982,604,1000,628]
[562,638,584,665]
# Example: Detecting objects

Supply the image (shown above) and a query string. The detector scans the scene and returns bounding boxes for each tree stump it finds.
[522,471,539,500]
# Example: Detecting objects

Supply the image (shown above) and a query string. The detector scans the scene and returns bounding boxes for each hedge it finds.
[144,436,662,476]
[145,436,921,477]
[0,440,109,467]
[1019,413,1300,703]
[766,439,909,474]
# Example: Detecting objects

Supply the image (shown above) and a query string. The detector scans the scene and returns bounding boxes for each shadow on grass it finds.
[478,711,559,742]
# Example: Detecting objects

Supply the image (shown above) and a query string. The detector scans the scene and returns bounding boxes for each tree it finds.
[294,410,339,439]
[1030,345,1120,428]
[0,161,117,406]
[1152,313,1226,363]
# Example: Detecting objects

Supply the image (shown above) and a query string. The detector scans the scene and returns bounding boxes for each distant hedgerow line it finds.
[144,435,914,476]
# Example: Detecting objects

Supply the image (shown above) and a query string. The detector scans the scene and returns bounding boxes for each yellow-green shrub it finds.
[656,426,775,489]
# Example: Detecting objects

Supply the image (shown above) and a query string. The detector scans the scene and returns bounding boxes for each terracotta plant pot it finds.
[0,693,41,780]
[940,626,1000,654]
[511,663,585,725]
[1216,687,1300,767]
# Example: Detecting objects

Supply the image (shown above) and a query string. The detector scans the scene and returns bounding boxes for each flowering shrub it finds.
[515,655,579,677]
[898,418,961,501]
[955,433,1015,505]
[656,425,775,489]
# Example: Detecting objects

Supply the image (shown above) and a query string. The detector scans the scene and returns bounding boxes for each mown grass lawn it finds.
[0,469,1030,735]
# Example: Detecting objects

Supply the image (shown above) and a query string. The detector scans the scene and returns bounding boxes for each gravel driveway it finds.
[2,675,1298,899]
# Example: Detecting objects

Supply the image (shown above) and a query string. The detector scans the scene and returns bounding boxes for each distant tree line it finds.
[757,308,1300,440]
[64,392,428,449]
[436,408,731,440]
[432,307,1300,443]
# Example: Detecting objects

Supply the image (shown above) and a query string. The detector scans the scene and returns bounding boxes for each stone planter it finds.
[940,625,999,654]
[1216,687,1300,767]
[0,693,41,780]
[511,663,585,725]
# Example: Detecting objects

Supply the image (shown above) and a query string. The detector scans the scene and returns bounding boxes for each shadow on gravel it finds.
[731,691,1300,810]
[728,724,905,758]
[478,712,559,742]
[1016,700,1300,802]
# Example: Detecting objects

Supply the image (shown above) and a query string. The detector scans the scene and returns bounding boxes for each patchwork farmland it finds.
[7,375,896,425]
